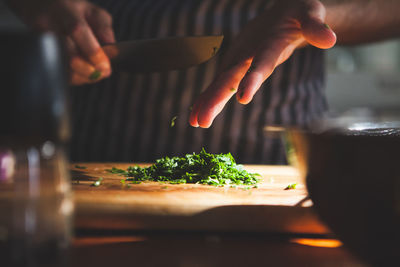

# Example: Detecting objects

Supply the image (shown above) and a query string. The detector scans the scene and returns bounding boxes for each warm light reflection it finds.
[291,238,343,248]
[74,236,147,247]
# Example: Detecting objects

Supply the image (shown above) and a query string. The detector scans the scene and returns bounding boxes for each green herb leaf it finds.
[170,116,177,127]
[89,70,102,80]
[107,167,128,175]
[75,165,87,169]
[285,183,297,190]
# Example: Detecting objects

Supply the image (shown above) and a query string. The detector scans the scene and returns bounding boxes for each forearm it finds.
[322,0,400,45]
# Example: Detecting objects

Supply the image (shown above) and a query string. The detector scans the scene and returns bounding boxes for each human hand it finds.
[7,0,115,85]
[189,0,336,128]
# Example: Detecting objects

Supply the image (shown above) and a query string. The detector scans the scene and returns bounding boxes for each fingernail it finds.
[323,23,330,29]
[89,70,102,80]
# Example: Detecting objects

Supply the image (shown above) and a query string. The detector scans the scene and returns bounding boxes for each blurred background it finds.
[326,41,400,114]
[2,1,400,116]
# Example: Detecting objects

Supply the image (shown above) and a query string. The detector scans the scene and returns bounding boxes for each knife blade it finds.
[102,35,224,73]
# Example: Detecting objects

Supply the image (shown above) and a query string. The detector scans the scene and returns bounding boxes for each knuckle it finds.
[65,19,86,36]
[93,7,113,25]
[303,0,326,20]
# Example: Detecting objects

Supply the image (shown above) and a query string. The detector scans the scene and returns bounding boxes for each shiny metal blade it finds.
[103,35,224,73]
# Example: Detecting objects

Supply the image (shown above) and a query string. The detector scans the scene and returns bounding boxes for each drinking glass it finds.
[0,31,73,267]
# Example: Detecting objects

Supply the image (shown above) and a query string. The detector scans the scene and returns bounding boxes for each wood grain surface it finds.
[72,163,331,235]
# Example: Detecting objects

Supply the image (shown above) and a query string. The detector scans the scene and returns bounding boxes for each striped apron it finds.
[69,0,326,164]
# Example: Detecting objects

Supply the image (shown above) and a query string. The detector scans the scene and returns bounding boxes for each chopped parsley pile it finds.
[108,149,261,187]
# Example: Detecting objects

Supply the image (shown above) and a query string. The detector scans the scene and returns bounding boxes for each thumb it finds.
[301,16,336,49]
[297,0,336,49]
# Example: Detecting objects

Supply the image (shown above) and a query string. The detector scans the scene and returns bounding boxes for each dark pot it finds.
[287,120,400,266]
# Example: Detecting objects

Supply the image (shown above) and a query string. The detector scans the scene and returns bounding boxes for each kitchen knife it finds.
[102,35,224,73]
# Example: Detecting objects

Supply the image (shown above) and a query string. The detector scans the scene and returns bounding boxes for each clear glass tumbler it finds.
[0,31,73,267]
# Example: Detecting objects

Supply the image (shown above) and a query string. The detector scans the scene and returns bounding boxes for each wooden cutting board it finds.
[72,163,331,235]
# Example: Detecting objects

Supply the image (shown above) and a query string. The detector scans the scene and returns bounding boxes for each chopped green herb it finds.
[323,23,330,29]
[109,148,260,187]
[107,167,128,175]
[230,88,236,92]
[75,165,87,169]
[170,116,177,127]
[128,180,142,184]
[89,70,102,80]
[120,179,126,185]
[92,177,103,187]
[161,186,169,189]
[285,183,297,190]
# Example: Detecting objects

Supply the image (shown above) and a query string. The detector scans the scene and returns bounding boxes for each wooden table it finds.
[70,163,368,266]
[71,233,367,267]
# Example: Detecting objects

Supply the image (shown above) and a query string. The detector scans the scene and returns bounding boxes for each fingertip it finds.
[70,73,89,86]
[197,105,214,128]
[236,91,252,104]
[189,116,199,127]
[97,61,112,77]
[189,101,201,127]
[92,51,112,78]
[302,19,337,49]
[90,48,111,66]
[235,72,263,104]
[70,56,97,76]
[197,117,212,128]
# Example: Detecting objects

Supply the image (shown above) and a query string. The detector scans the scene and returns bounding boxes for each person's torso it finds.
[69,0,326,164]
